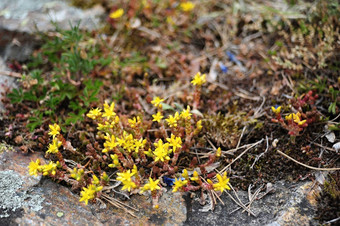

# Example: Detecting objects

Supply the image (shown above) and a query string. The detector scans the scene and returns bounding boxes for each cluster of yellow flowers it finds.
[172,169,231,193]
[79,175,104,205]
[116,165,139,192]
[271,106,307,126]
[28,123,62,177]
[285,112,307,126]
[27,71,232,208]
[28,158,60,177]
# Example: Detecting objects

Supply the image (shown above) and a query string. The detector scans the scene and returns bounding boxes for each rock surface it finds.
[0,148,321,225]
[0,0,105,61]
[0,150,187,225]
[185,181,319,226]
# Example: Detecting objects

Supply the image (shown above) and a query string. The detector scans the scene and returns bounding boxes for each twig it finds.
[227,184,256,217]
[234,89,261,101]
[253,96,266,119]
[236,126,247,150]
[219,139,264,174]
[229,184,274,214]
[328,113,340,122]
[281,72,295,93]
[324,217,340,224]
[310,141,337,152]
[0,70,22,78]
[101,194,138,217]
[250,136,269,169]
[276,150,340,171]
[243,184,264,215]
[201,176,224,205]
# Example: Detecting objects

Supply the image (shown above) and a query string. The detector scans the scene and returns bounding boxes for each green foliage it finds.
[328,87,339,115]
[8,25,109,131]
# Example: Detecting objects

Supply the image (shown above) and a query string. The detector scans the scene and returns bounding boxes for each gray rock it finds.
[0,0,105,61]
[184,180,319,226]
[0,147,322,225]
[0,57,17,112]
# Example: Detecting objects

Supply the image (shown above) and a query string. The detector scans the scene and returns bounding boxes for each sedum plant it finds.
[28,72,231,209]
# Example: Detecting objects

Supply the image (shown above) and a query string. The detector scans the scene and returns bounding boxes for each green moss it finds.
[323,174,340,200]
[0,143,15,154]
[203,111,255,148]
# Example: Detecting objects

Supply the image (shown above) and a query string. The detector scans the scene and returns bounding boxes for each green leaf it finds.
[7,89,23,103]
[162,103,175,111]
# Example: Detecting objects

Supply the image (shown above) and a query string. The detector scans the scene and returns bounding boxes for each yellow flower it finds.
[166,16,175,25]
[121,180,137,192]
[213,172,230,193]
[102,102,116,120]
[116,170,135,183]
[196,120,203,131]
[70,167,84,181]
[28,159,41,176]
[293,112,306,126]
[48,123,60,138]
[190,171,200,182]
[92,175,100,185]
[191,72,206,86]
[166,112,179,128]
[153,139,170,162]
[141,178,160,193]
[151,96,164,108]
[297,120,307,126]
[180,106,192,120]
[41,161,59,176]
[172,178,188,192]
[109,8,124,19]
[132,165,138,176]
[79,185,96,205]
[152,112,163,123]
[103,134,118,153]
[285,113,293,121]
[134,138,146,153]
[166,134,182,152]
[180,2,195,12]
[271,106,281,114]
[46,138,62,154]
[101,172,109,183]
[182,169,189,179]
[216,147,222,157]
[86,108,102,120]
[108,154,120,168]
[144,148,154,157]
[128,116,141,128]
[117,169,137,192]
[79,184,102,205]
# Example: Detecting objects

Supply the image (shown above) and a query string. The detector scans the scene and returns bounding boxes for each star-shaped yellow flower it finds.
[172,178,188,192]
[141,178,160,193]
[152,112,163,123]
[28,159,41,176]
[46,138,62,154]
[213,172,230,193]
[86,108,102,120]
[191,72,206,86]
[109,8,124,19]
[151,96,165,108]
[166,134,182,152]
[48,123,60,138]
